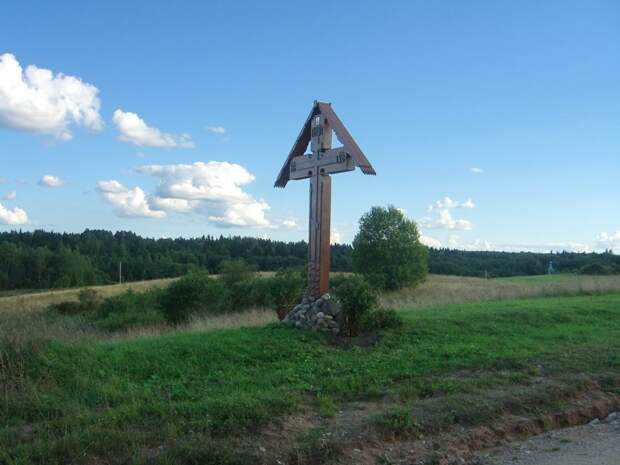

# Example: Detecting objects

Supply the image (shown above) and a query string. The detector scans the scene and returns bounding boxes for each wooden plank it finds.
[318,174,331,296]
[289,149,355,180]
[308,172,319,296]
[317,102,376,176]
[274,102,320,188]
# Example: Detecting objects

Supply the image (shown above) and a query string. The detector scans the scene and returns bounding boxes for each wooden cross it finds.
[275,101,376,298]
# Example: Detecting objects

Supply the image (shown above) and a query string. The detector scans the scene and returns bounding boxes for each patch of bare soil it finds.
[477,411,620,465]
[241,382,620,465]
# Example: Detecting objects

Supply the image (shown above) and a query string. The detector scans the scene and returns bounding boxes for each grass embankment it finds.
[2,293,620,464]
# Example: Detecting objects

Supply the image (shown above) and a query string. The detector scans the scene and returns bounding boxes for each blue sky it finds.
[1,0,619,252]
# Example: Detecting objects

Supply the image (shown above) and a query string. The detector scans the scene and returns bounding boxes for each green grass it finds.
[2,293,620,464]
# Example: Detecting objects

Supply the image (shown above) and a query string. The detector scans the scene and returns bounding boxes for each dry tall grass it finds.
[0,278,177,315]
[380,274,620,310]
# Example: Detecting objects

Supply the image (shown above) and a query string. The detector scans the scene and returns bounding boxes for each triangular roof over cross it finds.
[274,101,376,188]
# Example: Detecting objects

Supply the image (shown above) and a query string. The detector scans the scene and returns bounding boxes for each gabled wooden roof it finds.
[274,101,376,188]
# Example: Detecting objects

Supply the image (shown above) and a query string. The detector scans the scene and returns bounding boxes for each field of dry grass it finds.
[0,277,177,315]
[380,273,620,309]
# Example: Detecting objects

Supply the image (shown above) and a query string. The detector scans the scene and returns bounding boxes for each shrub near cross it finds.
[352,206,428,291]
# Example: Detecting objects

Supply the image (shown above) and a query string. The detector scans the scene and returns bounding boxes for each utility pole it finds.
[119,261,122,284]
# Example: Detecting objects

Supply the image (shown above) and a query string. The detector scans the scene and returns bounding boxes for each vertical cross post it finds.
[308,114,332,297]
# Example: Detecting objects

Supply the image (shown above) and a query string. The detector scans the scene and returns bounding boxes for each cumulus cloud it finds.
[38,175,64,188]
[96,180,165,218]
[149,196,198,213]
[420,209,473,230]
[137,161,271,228]
[428,196,475,211]
[446,235,592,253]
[206,125,226,134]
[0,53,102,140]
[2,191,16,200]
[0,201,28,225]
[331,228,343,244]
[421,196,474,231]
[420,235,441,248]
[597,231,620,253]
[113,109,194,148]
[282,219,298,229]
[98,161,272,228]
[470,167,483,174]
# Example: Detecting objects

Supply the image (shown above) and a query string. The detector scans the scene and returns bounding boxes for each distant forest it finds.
[0,229,618,291]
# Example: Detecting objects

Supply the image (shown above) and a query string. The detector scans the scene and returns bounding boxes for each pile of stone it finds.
[283,293,342,333]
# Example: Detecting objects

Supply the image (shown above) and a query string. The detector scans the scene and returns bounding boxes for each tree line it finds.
[0,229,617,290]
[429,248,620,278]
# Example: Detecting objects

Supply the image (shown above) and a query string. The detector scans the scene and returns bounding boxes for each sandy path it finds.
[478,412,620,465]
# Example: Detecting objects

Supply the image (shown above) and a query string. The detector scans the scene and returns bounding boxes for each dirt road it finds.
[478,412,620,465]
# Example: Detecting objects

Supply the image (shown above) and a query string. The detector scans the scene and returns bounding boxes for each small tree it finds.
[352,206,428,290]
[219,258,256,287]
[160,272,227,324]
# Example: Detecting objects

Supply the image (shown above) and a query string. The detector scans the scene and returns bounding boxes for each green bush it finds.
[48,288,101,316]
[91,289,165,332]
[49,300,83,315]
[160,272,228,324]
[264,269,305,319]
[352,205,428,290]
[219,258,257,287]
[333,275,378,337]
[78,288,100,309]
[362,308,404,332]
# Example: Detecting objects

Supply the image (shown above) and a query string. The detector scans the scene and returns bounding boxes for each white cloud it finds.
[38,175,64,188]
[113,109,194,148]
[420,235,441,248]
[149,197,198,213]
[96,180,165,218]
[0,53,102,140]
[0,201,28,225]
[429,196,475,211]
[597,231,620,253]
[470,167,483,174]
[446,235,592,253]
[331,228,343,244]
[282,219,298,229]
[420,209,473,230]
[96,161,272,228]
[207,199,271,228]
[421,196,474,231]
[2,191,16,200]
[206,125,226,134]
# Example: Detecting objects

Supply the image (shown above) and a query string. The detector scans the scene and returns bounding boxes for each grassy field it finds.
[1,288,619,464]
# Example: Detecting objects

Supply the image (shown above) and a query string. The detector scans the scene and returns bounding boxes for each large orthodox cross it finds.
[275,101,376,297]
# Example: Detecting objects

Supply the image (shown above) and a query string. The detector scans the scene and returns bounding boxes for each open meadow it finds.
[1,274,619,464]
